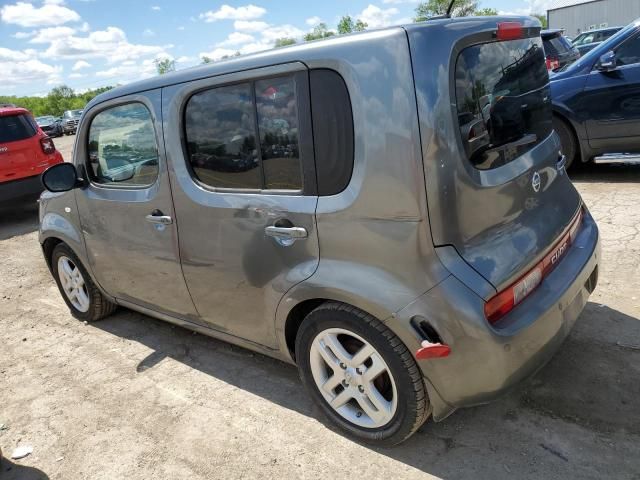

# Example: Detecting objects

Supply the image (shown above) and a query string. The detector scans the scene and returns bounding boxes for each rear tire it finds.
[295,302,430,446]
[553,115,578,169]
[51,243,117,322]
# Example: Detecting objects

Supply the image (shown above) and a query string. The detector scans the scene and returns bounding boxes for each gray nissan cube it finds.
[39,16,600,445]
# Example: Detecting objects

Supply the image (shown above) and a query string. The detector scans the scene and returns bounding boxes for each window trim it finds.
[179,67,316,196]
[82,98,161,191]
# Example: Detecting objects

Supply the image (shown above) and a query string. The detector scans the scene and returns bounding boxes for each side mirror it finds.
[41,163,79,192]
[597,50,617,72]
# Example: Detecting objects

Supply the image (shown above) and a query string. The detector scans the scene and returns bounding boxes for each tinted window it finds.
[184,75,303,191]
[616,35,640,66]
[256,77,301,190]
[87,103,159,187]
[0,114,37,143]
[455,38,552,170]
[544,34,574,56]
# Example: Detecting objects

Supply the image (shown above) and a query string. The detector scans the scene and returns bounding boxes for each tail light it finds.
[40,136,56,155]
[484,208,584,324]
[546,57,560,71]
[496,22,524,41]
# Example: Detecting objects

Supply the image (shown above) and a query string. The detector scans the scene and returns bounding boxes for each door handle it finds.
[265,225,307,246]
[145,210,173,225]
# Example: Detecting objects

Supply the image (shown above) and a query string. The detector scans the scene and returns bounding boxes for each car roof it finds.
[576,26,622,35]
[88,15,541,110]
[0,106,29,117]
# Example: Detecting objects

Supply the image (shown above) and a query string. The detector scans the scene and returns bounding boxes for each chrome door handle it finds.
[265,225,307,246]
[145,214,173,225]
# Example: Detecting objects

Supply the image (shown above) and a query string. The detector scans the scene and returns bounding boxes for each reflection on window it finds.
[256,77,301,190]
[87,103,159,186]
[185,83,261,189]
[184,75,303,191]
[455,38,552,170]
[616,36,640,66]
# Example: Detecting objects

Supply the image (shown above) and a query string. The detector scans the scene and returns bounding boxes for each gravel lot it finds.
[1,134,639,479]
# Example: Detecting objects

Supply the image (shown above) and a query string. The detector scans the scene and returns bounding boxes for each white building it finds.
[547,0,640,37]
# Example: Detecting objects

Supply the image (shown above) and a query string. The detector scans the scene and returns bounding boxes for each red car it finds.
[0,106,64,202]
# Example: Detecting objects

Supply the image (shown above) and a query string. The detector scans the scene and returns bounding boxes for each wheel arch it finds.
[552,108,590,163]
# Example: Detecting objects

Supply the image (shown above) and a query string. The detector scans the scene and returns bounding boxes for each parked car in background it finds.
[0,106,64,202]
[550,19,640,167]
[38,16,600,446]
[572,26,623,55]
[542,29,581,71]
[36,115,63,137]
[62,109,83,135]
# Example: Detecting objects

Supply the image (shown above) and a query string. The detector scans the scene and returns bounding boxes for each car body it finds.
[36,115,63,137]
[542,29,581,71]
[0,107,64,202]
[39,16,600,445]
[572,26,623,56]
[550,19,640,165]
[61,109,83,135]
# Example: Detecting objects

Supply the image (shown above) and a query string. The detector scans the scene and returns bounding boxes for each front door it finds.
[74,91,198,318]
[584,33,640,152]
[162,63,319,349]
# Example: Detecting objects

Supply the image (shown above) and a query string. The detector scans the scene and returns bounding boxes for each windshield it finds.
[36,116,55,125]
[573,32,596,46]
[64,109,83,118]
[455,37,552,170]
[0,114,37,143]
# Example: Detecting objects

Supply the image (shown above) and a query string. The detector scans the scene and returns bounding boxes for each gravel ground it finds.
[1,135,639,479]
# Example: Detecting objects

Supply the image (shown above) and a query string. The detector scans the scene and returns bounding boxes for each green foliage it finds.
[154,58,176,75]
[337,15,368,34]
[532,13,548,28]
[201,56,214,64]
[414,0,479,21]
[476,7,498,16]
[274,37,297,47]
[304,23,335,41]
[0,85,114,117]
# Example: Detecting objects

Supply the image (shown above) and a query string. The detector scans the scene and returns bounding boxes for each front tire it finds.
[51,243,116,322]
[296,302,430,446]
[553,115,579,169]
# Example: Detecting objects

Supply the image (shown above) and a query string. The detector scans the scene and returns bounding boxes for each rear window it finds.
[544,34,574,57]
[455,37,552,170]
[0,114,37,143]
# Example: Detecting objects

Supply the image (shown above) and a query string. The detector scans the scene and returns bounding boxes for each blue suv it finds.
[551,20,640,167]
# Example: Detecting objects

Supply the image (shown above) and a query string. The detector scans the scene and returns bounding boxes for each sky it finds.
[0,0,555,97]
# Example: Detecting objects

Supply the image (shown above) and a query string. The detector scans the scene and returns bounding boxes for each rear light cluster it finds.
[546,58,560,71]
[484,208,584,324]
[40,136,56,155]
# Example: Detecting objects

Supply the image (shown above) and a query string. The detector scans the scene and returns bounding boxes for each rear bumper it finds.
[0,174,44,202]
[388,209,600,420]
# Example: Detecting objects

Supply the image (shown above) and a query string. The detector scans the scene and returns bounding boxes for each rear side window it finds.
[184,74,302,191]
[0,114,36,143]
[455,37,552,170]
[87,103,159,187]
[544,34,574,56]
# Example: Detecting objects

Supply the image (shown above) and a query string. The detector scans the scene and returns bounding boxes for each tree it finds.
[532,13,548,28]
[201,56,213,64]
[476,7,498,16]
[337,15,368,34]
[304,23,335,41]
[0,85,115,117]
[154,58,176,75]
[414,0,478,21]
[274,37,297,47]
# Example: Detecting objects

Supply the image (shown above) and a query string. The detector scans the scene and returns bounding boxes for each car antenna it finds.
[427,0,457,20]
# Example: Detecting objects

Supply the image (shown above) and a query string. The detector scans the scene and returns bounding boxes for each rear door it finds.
[407,19,582,292]
[0,113,40,182]
[162,63,319,349]
[584,32,640,152]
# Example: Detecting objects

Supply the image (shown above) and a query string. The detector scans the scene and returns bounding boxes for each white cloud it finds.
[68,72,85,78]
[499,0,555,15]
[72,59,91,70]
[0,1,80,27]
[234,20,269,32]
[95,57,159,81]
[151,5,161,11]
[216,31,255,47]
[382,0,418,3]
[13,31,34,39]
[30,26,76,43]
[260,24,304,42]
[143,28,155,37]
[305,16,321,26]
[200,4,266,22]
[357,4,399,28]
[177,26,185,31]
[0,50,62,89]
[176,55,194,63]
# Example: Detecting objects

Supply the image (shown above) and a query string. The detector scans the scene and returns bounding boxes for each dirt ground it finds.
[1,134,639,479]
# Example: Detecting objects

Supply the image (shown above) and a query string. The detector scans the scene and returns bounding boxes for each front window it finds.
[87,103,159,187]
[0,114,37,143]
[455,37,552,170]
